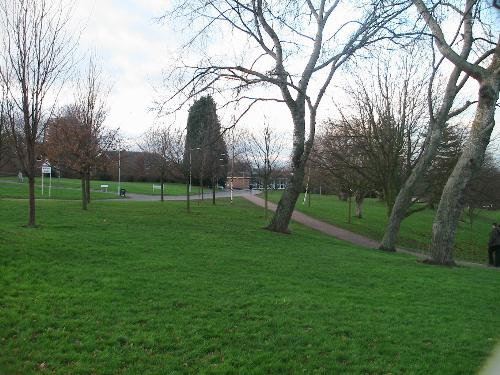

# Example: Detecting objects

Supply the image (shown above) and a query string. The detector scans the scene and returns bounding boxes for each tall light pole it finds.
[230,142,234,204]
[117,149,121,196]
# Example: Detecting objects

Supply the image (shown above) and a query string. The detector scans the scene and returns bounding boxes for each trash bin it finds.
[119,188,126,197]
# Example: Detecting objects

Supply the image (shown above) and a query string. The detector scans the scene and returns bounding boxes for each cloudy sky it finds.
[66,0,499,153]
[68,0,172,141]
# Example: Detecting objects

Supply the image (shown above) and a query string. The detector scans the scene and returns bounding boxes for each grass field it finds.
[0,176,188,200]
[1,197,499,374]
[268,192,498,264]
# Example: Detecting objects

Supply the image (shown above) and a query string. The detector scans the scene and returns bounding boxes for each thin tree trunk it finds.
[200,171,204,200]
[28,174,36,226]
[85,170,91,204]
[81,175,87,210]
[348,194,352,224]
[186,177,190,213]
[355,192,364,219]
[379,125,443,251]
[212,176,216,205]
[427,81,499,265]
[160,173,164,202]
[264,175,268,219]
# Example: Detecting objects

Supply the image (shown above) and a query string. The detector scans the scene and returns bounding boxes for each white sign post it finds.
[41,164,52,197]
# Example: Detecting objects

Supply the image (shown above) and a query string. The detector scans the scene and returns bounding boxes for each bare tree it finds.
[74,57,111,206]
[246,124,283,218]
[161,0,411,233]
[411,0,499,265]
[0,85,14,171]
[314,56,428,219]
[44,104,117,210]
[379,0,485,252]
[0,0,74,226]
[312,126,374,220]
[140,125,185,201]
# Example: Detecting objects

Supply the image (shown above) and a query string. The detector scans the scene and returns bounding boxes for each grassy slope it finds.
[268,192,498,263]
[0,177,187,200]
[1,198,499,374]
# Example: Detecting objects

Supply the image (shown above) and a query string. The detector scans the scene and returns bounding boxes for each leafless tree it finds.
[0,85,14,171]
[140,125,185,201]
[44,58,116,210]
[0,0,74,226]
[314,56,429,219]
[74,57,112,207]
[160,0,412,233]
[246,124,283,217]
[379,0,488,252]
[411,0,499,265]
[312,126,374,220]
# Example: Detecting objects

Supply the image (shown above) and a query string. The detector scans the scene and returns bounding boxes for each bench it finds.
[153,184,163,192]
[100,184,109,192]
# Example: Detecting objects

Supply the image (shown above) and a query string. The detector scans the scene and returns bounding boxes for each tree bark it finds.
[379,125,443,251]
[427,81,499,265]
[355,192,364,219]
[267,162,306,233]
[160,173,165,202]
[264,175,269,219]
[81,176,87,210]
[212,176,216,205]
[28,174,36,226]
[267,112,310,233]
[85,170,91,204]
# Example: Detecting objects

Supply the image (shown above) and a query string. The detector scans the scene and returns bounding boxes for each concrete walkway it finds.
[243,194,490,269]
[114,189,260,202]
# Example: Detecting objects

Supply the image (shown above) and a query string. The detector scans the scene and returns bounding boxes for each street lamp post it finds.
[117,149,121,196]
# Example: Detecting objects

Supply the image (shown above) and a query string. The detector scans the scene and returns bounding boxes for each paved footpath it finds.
[243,194,490,269]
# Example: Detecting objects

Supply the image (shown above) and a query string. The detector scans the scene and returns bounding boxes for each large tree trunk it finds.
[267,164,306,233]
[81,176,87,210]
[267,112,310,233]
[427,81,498,265]
[379,125,443,251]
[28,174,36,226]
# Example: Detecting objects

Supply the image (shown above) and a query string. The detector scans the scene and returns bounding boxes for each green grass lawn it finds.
[1,198,499,374]
[267,192,498,264]
[0,176,188,200]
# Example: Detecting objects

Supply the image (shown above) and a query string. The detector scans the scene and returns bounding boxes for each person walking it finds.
[488,223,500,267]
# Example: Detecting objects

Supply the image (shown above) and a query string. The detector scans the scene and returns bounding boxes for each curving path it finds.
[242,194,491,269]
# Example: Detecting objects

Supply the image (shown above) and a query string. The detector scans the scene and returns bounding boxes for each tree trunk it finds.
[264,176,268,219]
[85,170,91,204]
[267,111,311,233]
[200,171,204,200]
[212,176,216,205]
[81,176,87,210]
[160,174,164,202]
[355,192,364,219]
[267,164,305,233]
[427,81,498,265]
[28,174,36,226]
[186,177,190,213]
[348,194,352,224]
[379,124,443,251]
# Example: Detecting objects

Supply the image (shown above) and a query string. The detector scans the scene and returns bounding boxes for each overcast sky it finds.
[68,0,171,142]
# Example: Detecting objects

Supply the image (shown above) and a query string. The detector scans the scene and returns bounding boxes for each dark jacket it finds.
[489,228,500,247]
